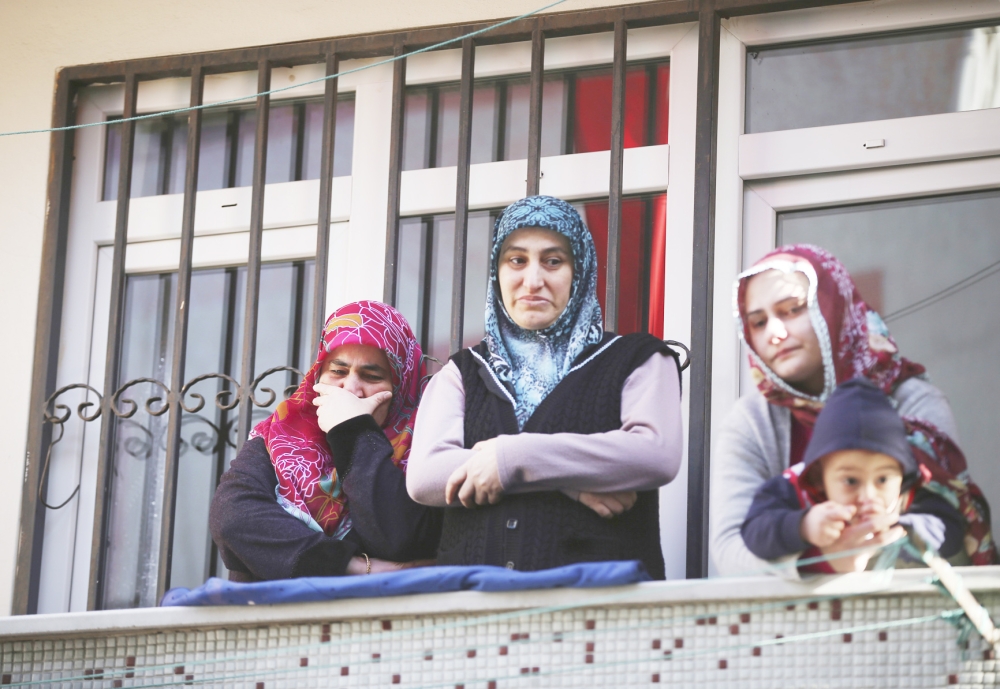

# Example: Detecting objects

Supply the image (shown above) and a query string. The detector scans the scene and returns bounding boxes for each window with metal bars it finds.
[102,96,355,200]
[402,60,668,170]
[23,10,699,616]
[100,260,313,609]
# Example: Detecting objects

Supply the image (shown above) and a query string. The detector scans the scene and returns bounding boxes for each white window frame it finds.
[710,0,1000,568]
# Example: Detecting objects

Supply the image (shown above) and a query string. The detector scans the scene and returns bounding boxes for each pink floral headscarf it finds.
[249,301,425,537]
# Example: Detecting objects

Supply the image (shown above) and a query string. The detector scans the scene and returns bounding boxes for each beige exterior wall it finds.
[0,0,649,616]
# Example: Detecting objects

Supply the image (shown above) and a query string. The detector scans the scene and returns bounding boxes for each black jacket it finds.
[436,333,678,579]
[210,414,442,581]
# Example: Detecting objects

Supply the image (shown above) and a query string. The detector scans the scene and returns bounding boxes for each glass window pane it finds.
[402,90,431,171]
[106,259,314,607]
[504,79,531,161]
[572,64,668,154]
[470,84,499,165]
[232,109,257,188]
[435,87,461,169]
[170,267,234,592]
[397,212,493,362]
[746,24,1000,134]
[462,211,495,348]
[130,119,167,198]
[396,217,430,353]
[302,96,356,179]
[197,111,231,192]
[102,119,122,201]
[576,193,666,336]
[104,273,176,609]
[399,60,667,171]
[333,97,355,177]
[540,76,568,157]
[777,189,1000,534]
[167,118,188,195]
[265,103,297,185]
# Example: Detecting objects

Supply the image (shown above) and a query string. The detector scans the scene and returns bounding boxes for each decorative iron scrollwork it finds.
[178,372,243,413]
[248,365,306,408]
[664,339,691,372]
[39,367,305,511]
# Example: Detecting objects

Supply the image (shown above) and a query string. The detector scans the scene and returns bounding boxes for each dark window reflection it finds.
[103,95,355,201]
[102,260,313,609]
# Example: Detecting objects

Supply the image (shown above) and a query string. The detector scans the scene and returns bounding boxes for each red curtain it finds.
[573,64,669,337]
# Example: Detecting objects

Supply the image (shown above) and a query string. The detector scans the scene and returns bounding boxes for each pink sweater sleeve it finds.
[496,352,683,493]
[406,361,475,507]
[406,352,683,507]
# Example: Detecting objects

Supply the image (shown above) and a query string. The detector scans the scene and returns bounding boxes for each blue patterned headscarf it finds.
[483,196,604,428]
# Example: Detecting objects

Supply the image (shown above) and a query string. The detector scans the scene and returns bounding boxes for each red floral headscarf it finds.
[249,301,425,537]
[734,244,925,421]
[734,245,996,565]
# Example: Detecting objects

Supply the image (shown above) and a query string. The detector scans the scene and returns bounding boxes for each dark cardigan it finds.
[210,415,442,582]
[436,333,676,579]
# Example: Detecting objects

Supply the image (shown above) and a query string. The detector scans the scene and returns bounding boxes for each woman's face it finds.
[498,227,573,331]
[318,343,394,425]
[743,268,825,396]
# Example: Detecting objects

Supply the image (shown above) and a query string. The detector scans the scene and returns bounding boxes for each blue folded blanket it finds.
[161,560,650,607]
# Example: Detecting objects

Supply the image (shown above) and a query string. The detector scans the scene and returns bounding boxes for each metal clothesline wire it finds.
[0,0,570,139]
[882,255,1000,323]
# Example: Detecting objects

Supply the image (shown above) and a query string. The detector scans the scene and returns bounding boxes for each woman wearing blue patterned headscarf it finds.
[407,195,684,579]
[483,195,604,427]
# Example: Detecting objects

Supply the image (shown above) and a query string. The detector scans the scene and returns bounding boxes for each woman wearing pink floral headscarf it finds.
[711,245,995,577]
[210,301,441,581]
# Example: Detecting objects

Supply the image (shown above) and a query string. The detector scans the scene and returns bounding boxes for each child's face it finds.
[820,450,904,517]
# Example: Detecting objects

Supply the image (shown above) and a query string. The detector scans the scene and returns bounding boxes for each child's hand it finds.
[800,502,857,547]
[820,522,906,573]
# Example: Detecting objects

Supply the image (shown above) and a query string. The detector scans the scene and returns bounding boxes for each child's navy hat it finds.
[802,377,916,481]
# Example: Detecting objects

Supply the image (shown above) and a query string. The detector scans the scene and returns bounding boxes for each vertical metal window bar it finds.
[88,73,139,611]
[605,18,628,333]
[526,20,545,196]
[384,40,407,306]
[156,66,205,601]
[313,48,340,345]
[450,38,476,355]
[236,60,273,448]
[687,2,722,579]
[15,71,77,616]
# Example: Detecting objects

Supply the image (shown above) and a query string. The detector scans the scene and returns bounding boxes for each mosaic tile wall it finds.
[1,591,997,688]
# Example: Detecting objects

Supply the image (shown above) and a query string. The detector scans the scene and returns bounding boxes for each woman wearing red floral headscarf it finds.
[710,245,996,576]
[210,301,441,581]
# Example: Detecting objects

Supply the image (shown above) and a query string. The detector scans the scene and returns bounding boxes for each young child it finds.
[741,378,965,574]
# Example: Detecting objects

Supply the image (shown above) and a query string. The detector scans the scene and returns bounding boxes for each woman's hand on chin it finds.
[313,383,392,433]
[578,491,637,518]
[445,439,504,508]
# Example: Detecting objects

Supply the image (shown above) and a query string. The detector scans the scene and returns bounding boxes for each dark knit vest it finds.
[438,332,676,580]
